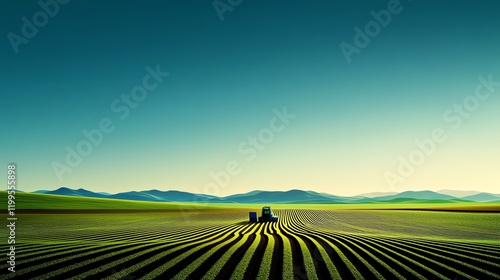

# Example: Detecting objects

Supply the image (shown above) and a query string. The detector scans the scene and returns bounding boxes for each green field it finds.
[5,191,225,211]
[2,192,499,279]
[6,191,500,211]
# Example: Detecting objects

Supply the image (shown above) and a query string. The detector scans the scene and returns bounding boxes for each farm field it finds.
[1,208,499,279]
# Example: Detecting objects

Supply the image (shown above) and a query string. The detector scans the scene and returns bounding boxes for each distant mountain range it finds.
[32,187,500,204]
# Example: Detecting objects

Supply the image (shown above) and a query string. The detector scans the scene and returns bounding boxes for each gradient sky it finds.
[1,0,499,196]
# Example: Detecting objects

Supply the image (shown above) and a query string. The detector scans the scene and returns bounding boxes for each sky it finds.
[1,0,499,196]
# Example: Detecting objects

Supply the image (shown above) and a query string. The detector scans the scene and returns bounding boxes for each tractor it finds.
[249,206,278,222]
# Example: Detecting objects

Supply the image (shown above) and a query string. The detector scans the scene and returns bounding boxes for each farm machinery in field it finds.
[249,206,278,222]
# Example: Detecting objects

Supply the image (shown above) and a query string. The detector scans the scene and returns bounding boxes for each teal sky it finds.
[1,0,499,196]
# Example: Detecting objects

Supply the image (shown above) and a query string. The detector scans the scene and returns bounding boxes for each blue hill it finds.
[356,191,457,203]
[45,187,108,198]
[33,188,499,204]
[461,193,500,202]
[110,189,222,203]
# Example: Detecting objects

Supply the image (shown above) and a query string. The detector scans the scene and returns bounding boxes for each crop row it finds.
[2,210,499,279]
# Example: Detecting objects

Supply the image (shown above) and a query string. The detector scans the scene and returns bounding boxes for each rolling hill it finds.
[437,189,482,197]
[26,187,500,204]
[45,187,109,198]
[354,191,459,203]
[461,193,500,202]
[110,190,222,203]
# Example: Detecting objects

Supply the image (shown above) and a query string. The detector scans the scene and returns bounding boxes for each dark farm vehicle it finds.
[249,206,278,222]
